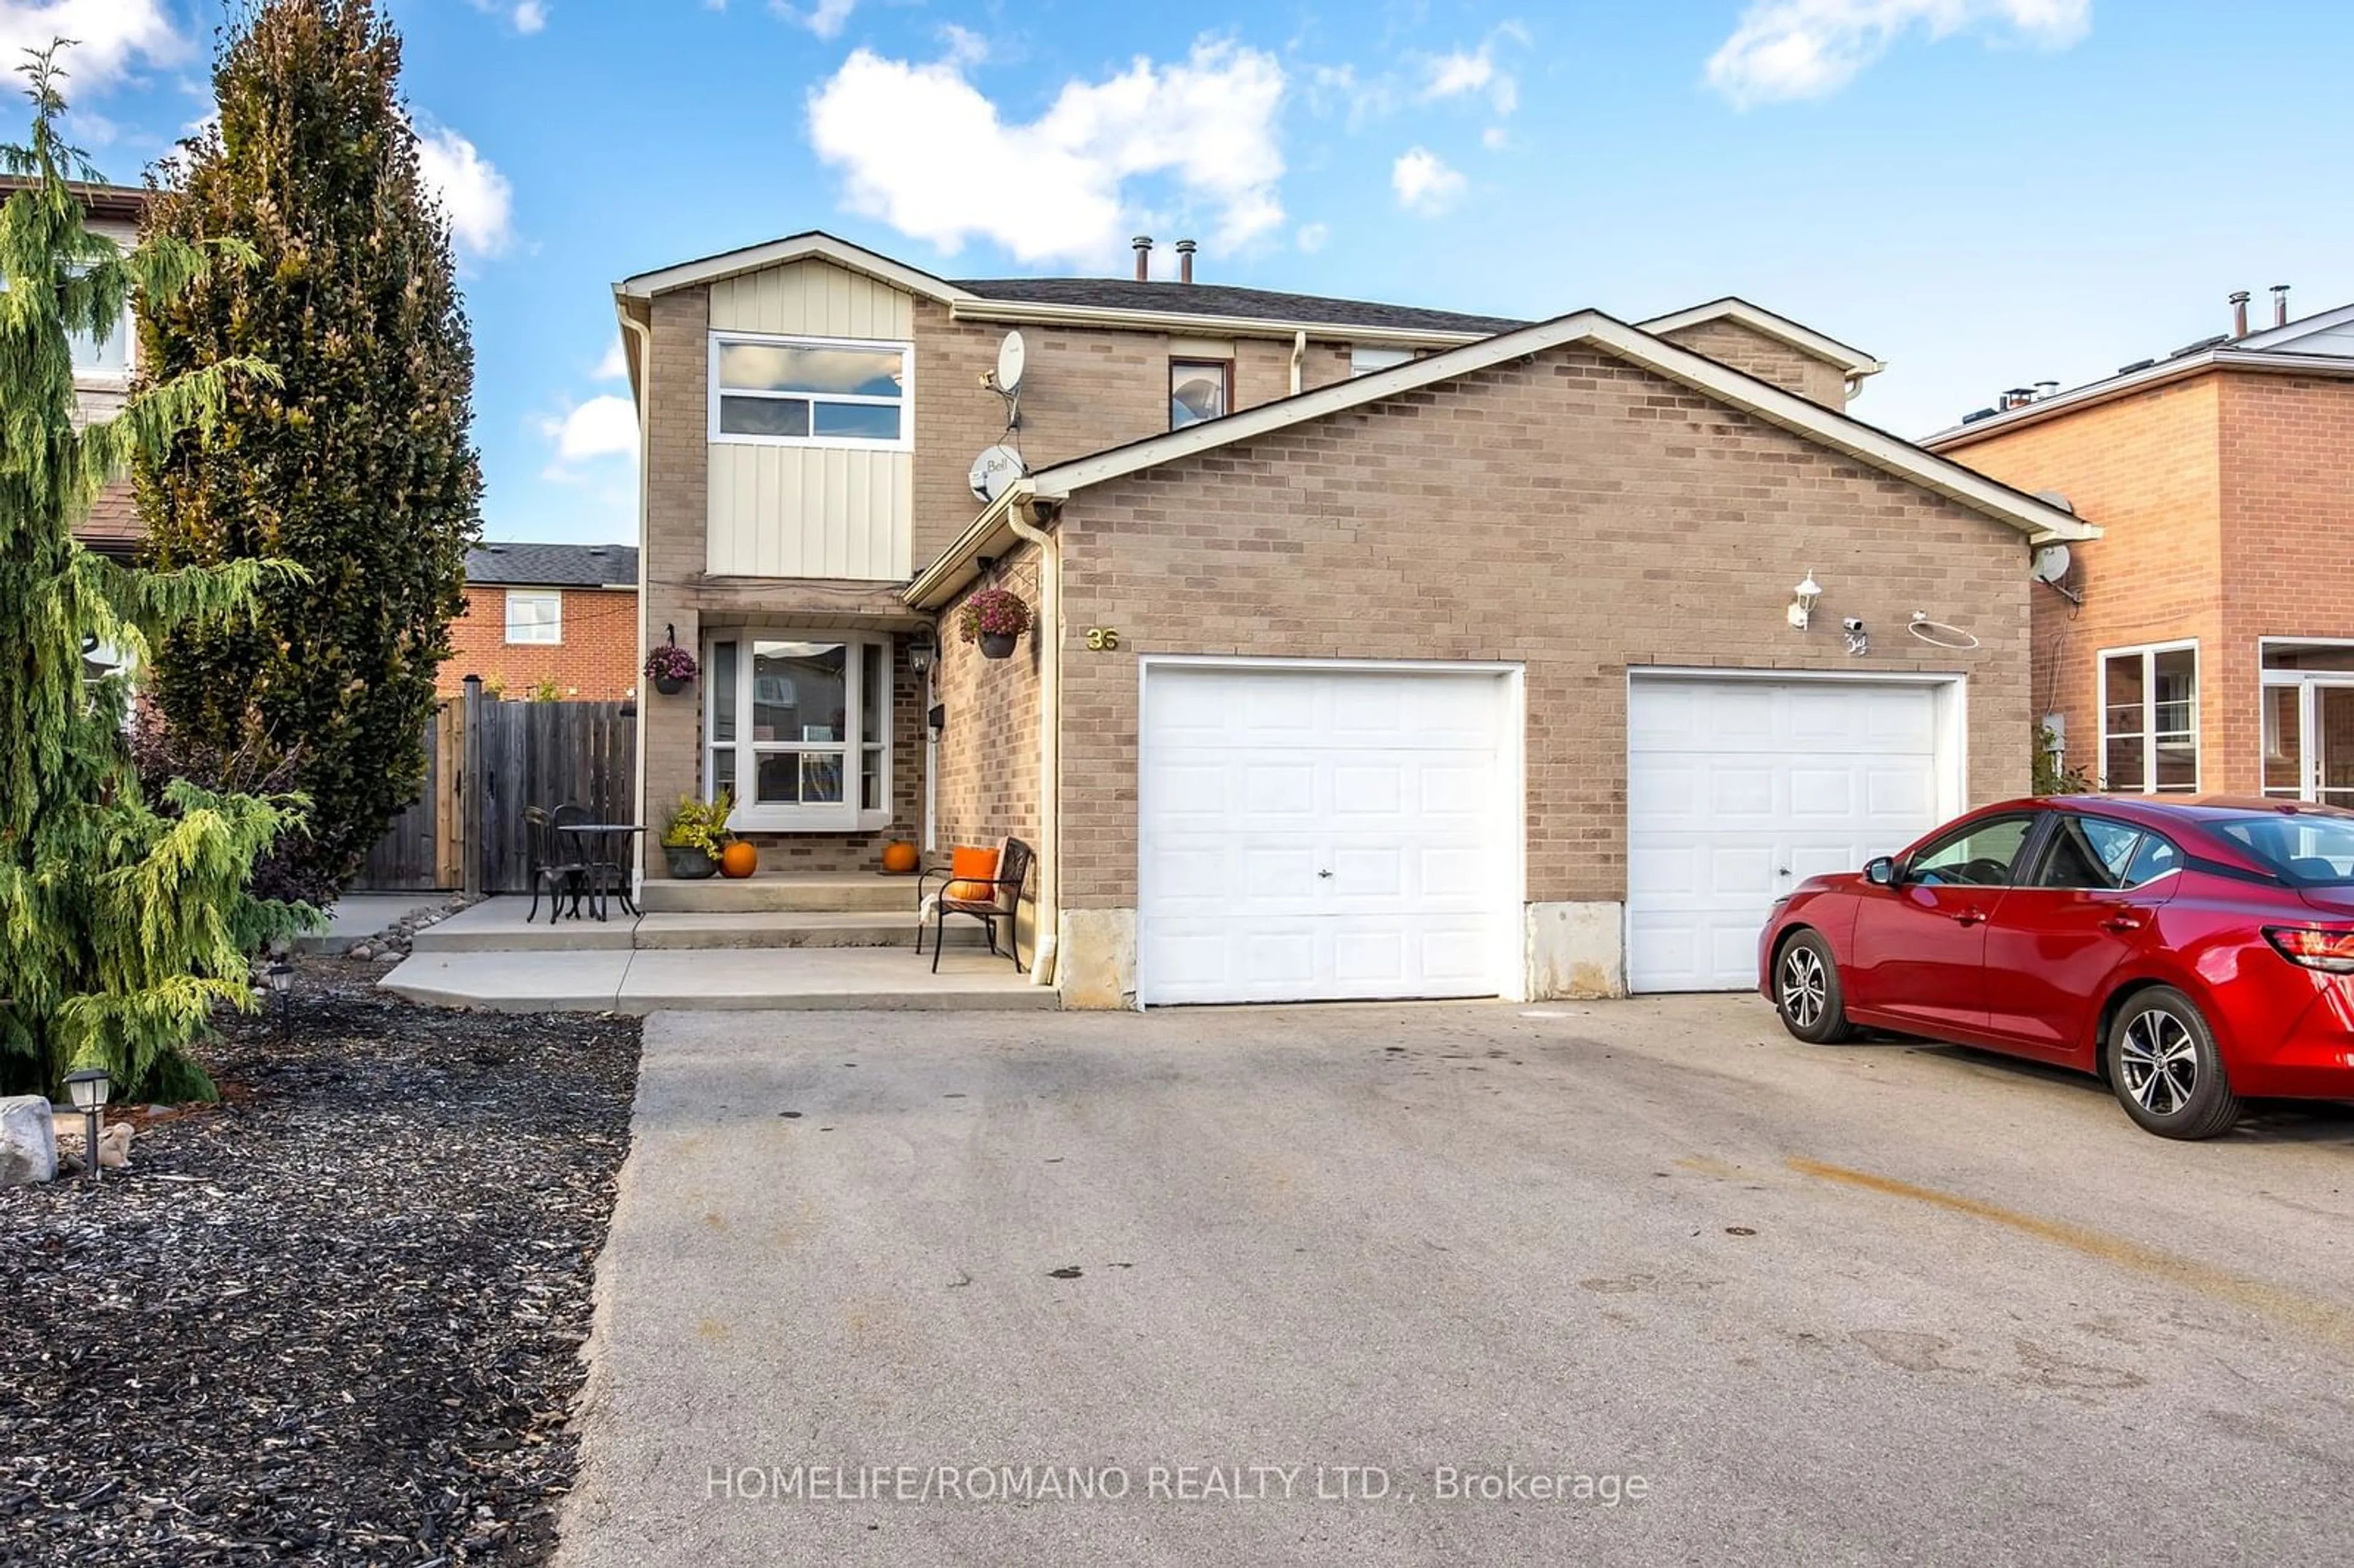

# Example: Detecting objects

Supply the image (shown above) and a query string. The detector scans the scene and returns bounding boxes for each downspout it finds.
[619,309,655,901]
[1006,500,1060,986]
[1290,329,1307,395]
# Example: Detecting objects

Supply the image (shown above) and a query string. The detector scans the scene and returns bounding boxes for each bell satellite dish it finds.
[968,444,1025,503]
[2030,544,2072,584]
[995,331,1026,394]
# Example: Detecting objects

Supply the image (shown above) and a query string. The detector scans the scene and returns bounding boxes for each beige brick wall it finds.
[1656,318,1849,409]
[931,548,1042,859]
[1051,344,2035,908]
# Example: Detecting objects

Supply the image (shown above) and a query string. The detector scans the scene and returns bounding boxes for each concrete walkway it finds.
[296,893,444,954]
[380,945,1053,1013]
[557,1000,2354,1567]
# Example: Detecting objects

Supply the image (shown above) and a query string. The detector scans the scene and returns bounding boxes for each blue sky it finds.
[28,1,2354,543]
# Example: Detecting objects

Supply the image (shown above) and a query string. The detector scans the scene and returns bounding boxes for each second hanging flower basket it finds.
[958,587,1032,661]
[645,642,699,696]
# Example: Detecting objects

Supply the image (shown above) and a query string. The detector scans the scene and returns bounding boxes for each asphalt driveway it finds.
[557,997,2354,1566]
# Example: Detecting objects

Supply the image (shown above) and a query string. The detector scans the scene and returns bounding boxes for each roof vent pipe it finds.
[2229,290,2251,339]
[2035,380,2059,401]
[1132,235,1152,282]
[2273,283,2291,327]
[1175,238,1197,284]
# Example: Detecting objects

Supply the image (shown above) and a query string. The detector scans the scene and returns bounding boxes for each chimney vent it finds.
[2272,283,2291,327]
[2035,380,2059,402]
[2229,289,2252,339]
[1132,235,1153,282]
[1175,238,1197,284]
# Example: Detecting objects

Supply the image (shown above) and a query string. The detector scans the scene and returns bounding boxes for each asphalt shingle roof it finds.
[949,276,1526,337]
[465,541,638,589]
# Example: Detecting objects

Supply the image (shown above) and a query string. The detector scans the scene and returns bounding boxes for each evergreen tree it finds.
[139,0,481,900]
[0,48,308,1101]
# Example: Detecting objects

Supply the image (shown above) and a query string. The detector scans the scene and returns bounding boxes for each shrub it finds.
[661,793,736,861]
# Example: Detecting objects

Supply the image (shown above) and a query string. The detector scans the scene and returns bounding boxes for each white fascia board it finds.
[617,232,972,305]
[1923,347,2354,451]
[1026,310,2092,544]
[2234,300,2354,352]
[947,295,1492,348]
[1637,297,1885,378]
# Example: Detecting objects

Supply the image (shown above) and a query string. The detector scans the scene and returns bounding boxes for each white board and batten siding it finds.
[1625,674,1959,994]
[1137,661,1522,1007]
[705,259,914,582]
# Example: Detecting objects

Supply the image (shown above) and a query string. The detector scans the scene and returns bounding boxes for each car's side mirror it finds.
[1864,856,1899,887]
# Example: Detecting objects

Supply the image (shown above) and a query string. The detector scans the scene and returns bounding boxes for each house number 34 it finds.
[1084,627,1121,651]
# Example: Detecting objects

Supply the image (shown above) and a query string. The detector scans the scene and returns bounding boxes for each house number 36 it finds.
[1084,627,1121,651]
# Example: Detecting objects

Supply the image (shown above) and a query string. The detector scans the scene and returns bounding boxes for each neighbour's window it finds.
[69,308,131,377]
[2100,644,2198,793]
[1349,344,1415,376]
[1170,359,1230,428]
[505,591,561,645]
[710,334,910,447]
[1906,816,2035,887]
[2026,815,2179,891]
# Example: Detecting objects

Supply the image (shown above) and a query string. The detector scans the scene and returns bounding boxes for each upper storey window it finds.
[710,333,912,450]
[1169,359,1230,429]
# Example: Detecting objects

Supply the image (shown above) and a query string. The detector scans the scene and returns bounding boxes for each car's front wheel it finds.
[1773,931,1854,1044]
[2108,987,2240,1140]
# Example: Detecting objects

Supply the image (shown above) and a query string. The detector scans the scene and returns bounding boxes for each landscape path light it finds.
[63,1068,110,1184]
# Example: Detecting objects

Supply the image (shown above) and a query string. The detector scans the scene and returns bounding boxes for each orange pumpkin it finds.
[718,840,760,879]
[881,840,920,875]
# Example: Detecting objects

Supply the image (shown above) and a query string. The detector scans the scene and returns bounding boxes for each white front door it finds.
[1138,664,1517,1005]
[1626,676,1949,993]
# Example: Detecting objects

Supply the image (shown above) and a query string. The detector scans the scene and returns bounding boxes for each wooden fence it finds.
[353,685,637,896]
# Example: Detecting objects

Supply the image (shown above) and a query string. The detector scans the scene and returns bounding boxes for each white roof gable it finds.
[2234,301,2354,357]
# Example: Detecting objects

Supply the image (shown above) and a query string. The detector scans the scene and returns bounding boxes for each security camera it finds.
[1842,617,1865,634]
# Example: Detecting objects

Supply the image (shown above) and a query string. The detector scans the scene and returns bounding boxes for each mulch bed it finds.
[0,960,642,1566]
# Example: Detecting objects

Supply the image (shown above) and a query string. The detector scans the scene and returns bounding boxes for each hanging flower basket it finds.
[958,588,1031,660]
[645,642,699,695]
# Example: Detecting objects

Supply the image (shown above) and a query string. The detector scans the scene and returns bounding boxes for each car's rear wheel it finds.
[2108,987,2239,1140]
[1773,931,1854,1044]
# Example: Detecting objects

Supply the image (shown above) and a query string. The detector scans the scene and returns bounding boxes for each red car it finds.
[1758,795,2354,1139]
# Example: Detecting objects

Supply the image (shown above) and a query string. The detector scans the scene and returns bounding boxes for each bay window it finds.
[2100,642,2198,793]
[706,634,892,831]
[709,333,911,449]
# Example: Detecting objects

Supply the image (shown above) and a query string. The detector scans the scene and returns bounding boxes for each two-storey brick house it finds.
[441,541,641,702]
[612,233,2092,1007]
[1925,290,2354,806]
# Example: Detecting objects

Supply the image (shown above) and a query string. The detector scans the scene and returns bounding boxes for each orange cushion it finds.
[944,845,1000,902]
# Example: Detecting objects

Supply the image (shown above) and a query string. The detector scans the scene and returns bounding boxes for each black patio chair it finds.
[524,805,588,923]
[550,802,628,920]
[915,837,1032,973]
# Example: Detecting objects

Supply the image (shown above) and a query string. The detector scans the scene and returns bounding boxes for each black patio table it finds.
[554,823,646,921]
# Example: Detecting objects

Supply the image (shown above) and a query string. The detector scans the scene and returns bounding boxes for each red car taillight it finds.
[2263,927,2354,974]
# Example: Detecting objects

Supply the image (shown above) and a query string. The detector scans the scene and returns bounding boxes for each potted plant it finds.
[957,587,1032,660]
[645,642,699,696]
[661,791,733,879]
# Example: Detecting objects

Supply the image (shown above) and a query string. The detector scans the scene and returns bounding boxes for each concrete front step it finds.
[379,947,1054,1014]
[634,911,983,951]
[638,873,924,915]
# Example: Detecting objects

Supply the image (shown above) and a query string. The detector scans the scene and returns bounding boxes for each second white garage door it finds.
[1626,676,1951,994]
[1138,663,1517,1006]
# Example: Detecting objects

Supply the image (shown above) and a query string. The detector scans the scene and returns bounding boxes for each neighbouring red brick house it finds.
[443,541,641,702]
[1926,287,2354,804]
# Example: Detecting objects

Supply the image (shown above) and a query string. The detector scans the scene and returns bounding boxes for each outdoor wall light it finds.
[1788,571,1823,631]
[64,1068,110,1184]
[908,627,937,676]
[265,961,295,1045]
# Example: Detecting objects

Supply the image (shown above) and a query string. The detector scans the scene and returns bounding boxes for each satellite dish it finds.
[995,331,1026,394]
[2032,489,2075,514]
[968,444,1025,504]
[2030,544,2072,585]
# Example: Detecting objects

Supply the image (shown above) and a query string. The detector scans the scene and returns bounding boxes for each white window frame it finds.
[69,303,133,382]
[707,331,913,452]
[1168,357,1233,430]
[705,631,894,832]
[505,590,562,645]
[1348,344,1415,376]
[2097,639,2200,794]
[2257,637,2354,801]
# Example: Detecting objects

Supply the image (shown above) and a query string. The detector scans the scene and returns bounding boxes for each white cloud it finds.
[1480,125,1509,151]
[1295,222,1328,253]
[593,340,628,381]
[0,1,186,94]
[1390,147,1464,216]
[540,395,638,481]
[808,39,1289,265]
[513,2,547,34]
[414,122,515,259]
[774,0,856,38]
[1708,0,2090,107]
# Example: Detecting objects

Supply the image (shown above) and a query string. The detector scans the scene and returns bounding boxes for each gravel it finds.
[0,961,642,1566]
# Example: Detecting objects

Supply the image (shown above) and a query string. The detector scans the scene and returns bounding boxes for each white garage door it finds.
[1138,664,1515,1005]
[1627,677,1947,994]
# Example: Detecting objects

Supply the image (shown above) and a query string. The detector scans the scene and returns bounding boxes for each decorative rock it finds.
[51,1116,132,1170]
[0,1095,58,1186]
[348,944,374,962]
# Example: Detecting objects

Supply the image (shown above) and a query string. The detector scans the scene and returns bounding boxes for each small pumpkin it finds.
[881,840,920,875]
[719,840,760,879]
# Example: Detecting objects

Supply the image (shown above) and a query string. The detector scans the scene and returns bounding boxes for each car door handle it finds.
[2101,914,2143,934]
[1950,908,1987,927]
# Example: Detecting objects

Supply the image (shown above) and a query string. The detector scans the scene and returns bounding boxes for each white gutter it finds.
[1005,500,1061,988]
[617,307,655,899]
[1925,347,2354,451]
